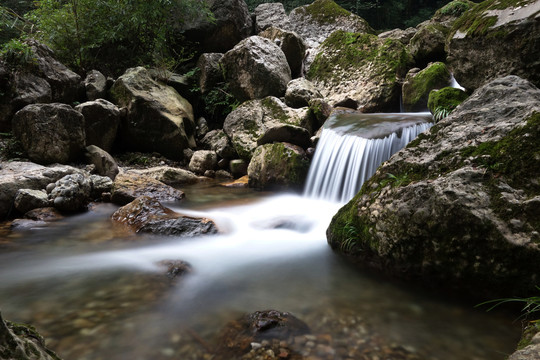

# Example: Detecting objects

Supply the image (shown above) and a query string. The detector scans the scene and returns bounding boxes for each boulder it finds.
[197,53,224,94]
[253,3,291,33]
[427,86,469,114]
[0,312,62,360]
[0,162,82,219]
[288,0,375,69]
[111,172,185,206]
[88,174,113,199]
[307,30,411,112]
[75,99,120,152]
[200,129,236,159]
[183,0,252,53]
[259,27,306,78]
[12,72,52,110]
[48,173,92,212]
[229,159,248,177]
[509,332,540,360]
[84,70,107,100]
[378,27,417,45]
[12,103,86,164]
[189,150,218,174]
[257,124,311,149]
[111,195,218,236]
[327,75,540,298]
[223,97,312,160]
[285,78,323,108]
[129,166,200,185]
[447,0,540,90]
[14,189,49,214]
[247,142,310,191]
[402,62,452,112]
[27,39,82,103]
[110,67,195,159]
[220,36,291,102]
[84,145,119,180]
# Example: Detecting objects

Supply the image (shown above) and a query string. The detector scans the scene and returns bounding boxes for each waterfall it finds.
[304,112,432,203]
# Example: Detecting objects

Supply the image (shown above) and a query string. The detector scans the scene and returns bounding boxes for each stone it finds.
[0,161,82,219]
[75,99,120,152]
[48,173,92,212]
[285,78,323,108]
[508,332,540,360]
[84,70,107,100]
[427,87,469,114]
[408,23,448,68]
[229,159,248,177]
[196,117,210,139]
[326,75,540,298]
[378,27,417,44]
[129,166,200,185]
[307,98,332,131]
[12,103,86,165]
[200,130,236,159]
[110,67,195,159]
[24,207,63,222]
[223,97,312,160]
[259,27,306,78]
[220,36,291,102]
[402,62,452,112]
[257,124,312,149]
[197,53,224,95]
[12,72,52,110]
[111,172,185,206]
[247,142,310,191]
[84,145,119,180]
[14,189,49,214]
[254,3,291,33]
[89,174,113,199]
[111,195,218,236]
[447,0,540,90]
[307,30,411,112]
[189,150,218,175]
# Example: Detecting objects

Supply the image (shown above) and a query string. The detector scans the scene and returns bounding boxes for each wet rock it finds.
[229,159,248,177]
[0,312,62,360]
[14,189,49,214]
[259,27,306,78]
[220,36,291,102]
[75,99,120,152]
[285,78,323,108]
[157,260,193,280]
[402,62,452,112]
[89,174,113,199]
[110,67,195,159]
[84,145,119,180]
[24,207,63,222]
[48,173,92,212]
[12,103,86,165]
[84,70,107,101]
[111,172,185,206]
[112,195,218,237]
[189,150,218,175]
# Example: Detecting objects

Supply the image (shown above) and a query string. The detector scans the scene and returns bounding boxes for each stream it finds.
[0,182,521,360]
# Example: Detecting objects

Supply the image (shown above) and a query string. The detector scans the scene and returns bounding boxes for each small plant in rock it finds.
[433,106,451,123]
[340,221,359,253]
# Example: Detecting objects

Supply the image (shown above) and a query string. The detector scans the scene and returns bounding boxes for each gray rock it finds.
[408,22,448,68]
[111,172,185,206]
[12,72,52,109]
[508,332,540,360]
[257,124,312,149]
[84,145,119,180]
[110,67,195,159]
[12,103,86,164]
[14,189,50,214]
[196,117,210,139]
[189,150,218,174]
[89,174,113,199]
[285,78,322,108]
[84,70,107,100]
[378,27,417,44]
[220,36,291,102]
[75,99,120,152]
[253,3,291,33]
[129,166,199,185]
[49,173,92,212]
[197,53,224,94]
[327,75,540,297]
[259,27,306,78]
[200,129,236,159]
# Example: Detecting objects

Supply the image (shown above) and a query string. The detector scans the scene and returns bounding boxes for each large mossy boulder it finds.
[223,97,313,160]
[447,0,540,91]
[220,36,292,102]
[427,86,469,114]
[247,142,310,191]
[110,67,196,159]
[12,103,86,164]
[402,62,452,112]
[307,30,411,112]
[327,75,540,298]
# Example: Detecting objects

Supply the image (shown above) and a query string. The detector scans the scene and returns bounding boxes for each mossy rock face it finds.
[427,86,469,113]
[247,142,310,191]
[402,62,452,112]
[307,31,411,112]
[327,75,540,299]
[447,0,540,90]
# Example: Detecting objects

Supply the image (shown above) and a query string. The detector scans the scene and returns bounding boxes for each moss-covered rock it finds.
[427,86,469,114]
[402,62,452,112]
[447,0,540,90]
[327,75,540,299]
[247,142,310,191]
[307,31,411,112]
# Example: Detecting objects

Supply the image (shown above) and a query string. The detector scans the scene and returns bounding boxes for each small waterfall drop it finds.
[450,73,466,91]
[304,112,432,203]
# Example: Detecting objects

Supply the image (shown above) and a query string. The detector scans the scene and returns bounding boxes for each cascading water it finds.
[304,112,433,203]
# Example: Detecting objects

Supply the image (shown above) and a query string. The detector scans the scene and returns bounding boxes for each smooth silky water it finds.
[0,113,521,360]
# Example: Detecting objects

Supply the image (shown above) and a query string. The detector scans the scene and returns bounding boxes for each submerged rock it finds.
[326,75,540,298]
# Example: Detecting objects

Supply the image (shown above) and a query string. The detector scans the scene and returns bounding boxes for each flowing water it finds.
[0,113,521,360]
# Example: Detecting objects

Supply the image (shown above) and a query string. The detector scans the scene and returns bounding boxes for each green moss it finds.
[261,97,290,124]
[436,0,473,17]
[300,0,351,24]
[517,322,540,350]
[427,86,469,113]
[403,62,451,110]
[307,31,410,84]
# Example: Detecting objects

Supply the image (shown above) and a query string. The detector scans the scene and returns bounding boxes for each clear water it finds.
[0,185,520,360]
